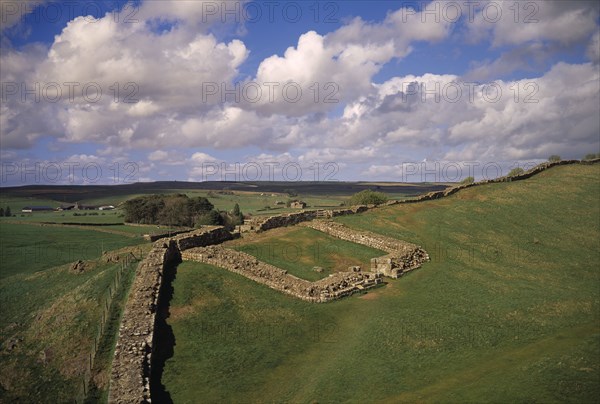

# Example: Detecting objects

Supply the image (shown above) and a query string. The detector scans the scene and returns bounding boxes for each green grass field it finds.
[0,223,146,279]
[230,226,385,281]
[0,218,152,402]
[0,255,146,403]
[161,164,600,403]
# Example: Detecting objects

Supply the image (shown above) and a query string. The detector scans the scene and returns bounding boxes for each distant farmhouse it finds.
[290,201,307,209]
[75,202,97,210]
[98,205,115,211]
[21,206,54,213]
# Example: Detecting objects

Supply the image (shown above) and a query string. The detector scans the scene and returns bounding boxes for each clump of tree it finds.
[348,189,388,206]
[284,189,298,197]
[4,206,11,217]
[508,167,525,177]
[548,155,561,162]
[0,208,4,217]
[123,194,220,227]
[460,176,475,185]
[583,153,599,160]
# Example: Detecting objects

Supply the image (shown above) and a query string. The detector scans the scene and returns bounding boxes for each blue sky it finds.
[1,0,599,185]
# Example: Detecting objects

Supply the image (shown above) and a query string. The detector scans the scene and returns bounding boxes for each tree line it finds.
[123,194,243,229]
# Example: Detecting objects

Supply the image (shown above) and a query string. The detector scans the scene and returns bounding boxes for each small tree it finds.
[584,153,598,160]
[0,208,4,217]
[508,167,524,177]
[195,210,222,226]
[349,190,388,206]
[5,206,11,217]
[460,176,475,185]
[548,155,561,162]
[231,203,243,225]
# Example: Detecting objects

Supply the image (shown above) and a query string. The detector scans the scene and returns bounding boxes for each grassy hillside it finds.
[0,221,151,402]
[0,223,145,279]
[0,254,148,402]
[161,164,600,403]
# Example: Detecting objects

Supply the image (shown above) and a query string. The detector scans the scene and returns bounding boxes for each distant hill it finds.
[0,181,449,203]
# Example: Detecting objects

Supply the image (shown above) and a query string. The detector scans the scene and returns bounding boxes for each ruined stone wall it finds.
[109,226,233,404]
[302,220,429,278]
[257,211,318,231]
[398,159,596,203]
[181,246,383,303]
[246,160,600,234]
[109,239,179,404]
[249,206,370,232]
[142,229,193,241]
[170,226,234,251]
[303,220,417,254]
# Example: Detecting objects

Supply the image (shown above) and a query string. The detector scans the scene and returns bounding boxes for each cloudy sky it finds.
[1,0,599,185]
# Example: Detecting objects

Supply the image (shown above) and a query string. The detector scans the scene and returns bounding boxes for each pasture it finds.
[160,164,600,402]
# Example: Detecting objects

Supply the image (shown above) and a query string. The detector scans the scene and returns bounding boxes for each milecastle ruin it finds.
[108,221,429,403]
[108,159,600,403]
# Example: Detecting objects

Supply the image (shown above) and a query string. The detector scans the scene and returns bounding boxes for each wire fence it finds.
[74,250,142,403]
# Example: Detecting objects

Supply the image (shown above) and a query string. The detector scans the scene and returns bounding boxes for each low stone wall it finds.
[302,220,429,278]
[182,246,383,303]
[170,226,234,251]
[109,226,233,403]
[250,206,369,232]
[303,220,418,254]
[142,229,193,241]
[399,159,598,204]
[257,211,318,231]
[109,239,179,404]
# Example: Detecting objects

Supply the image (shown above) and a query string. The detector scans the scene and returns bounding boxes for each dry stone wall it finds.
[182,246,383,303]
[170,226,234,251]
[394,159,599,204]
[109,226,233,404]
[243,160,600,233]
[302,220,418,254]
[109,239,179,404]
[252,206,369,231]
[302,221,429,278]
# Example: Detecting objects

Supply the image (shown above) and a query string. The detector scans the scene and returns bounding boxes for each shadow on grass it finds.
[150,257,180,404]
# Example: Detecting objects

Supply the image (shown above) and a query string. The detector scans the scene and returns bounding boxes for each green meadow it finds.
[0,222,145,279]
[161,164,600,403]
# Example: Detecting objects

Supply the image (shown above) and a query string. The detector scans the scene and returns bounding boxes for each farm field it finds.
[0,182,447,218]
[160,164,600,403]
[229,226,386,281]
[0,223,146,279]
[0,216,153,402]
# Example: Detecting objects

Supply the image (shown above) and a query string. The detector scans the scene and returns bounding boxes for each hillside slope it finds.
[162,164,600,403]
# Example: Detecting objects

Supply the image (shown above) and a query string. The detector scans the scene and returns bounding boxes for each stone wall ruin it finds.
[108,226,235,404]
[302,220,429,278]
[181,246,383,303]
